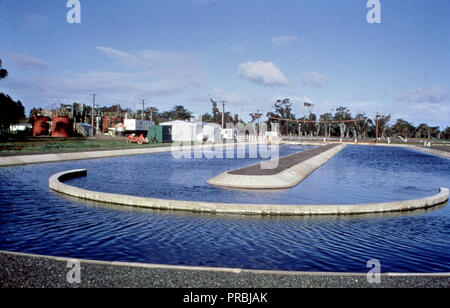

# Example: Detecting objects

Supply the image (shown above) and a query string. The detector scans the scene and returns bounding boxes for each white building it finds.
[123,119,155,133]
[9,123,32,132]
[160,120,223,144]
[221,128,237,141]
[201,122,223,144]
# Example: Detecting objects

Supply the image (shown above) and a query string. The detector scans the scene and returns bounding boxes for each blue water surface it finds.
[0,145,449,273]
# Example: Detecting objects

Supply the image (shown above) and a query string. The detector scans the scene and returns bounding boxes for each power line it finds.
[268,116,368,124]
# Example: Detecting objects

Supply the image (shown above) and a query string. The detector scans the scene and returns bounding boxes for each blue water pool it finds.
[0,145,449,273]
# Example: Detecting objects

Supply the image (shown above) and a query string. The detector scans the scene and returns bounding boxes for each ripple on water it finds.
[0,145,449,272]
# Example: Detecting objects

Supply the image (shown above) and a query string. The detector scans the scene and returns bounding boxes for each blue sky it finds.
[0,0,449,128]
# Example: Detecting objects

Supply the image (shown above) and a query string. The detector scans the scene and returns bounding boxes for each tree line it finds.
[0,59,25,137]
[124,99,242,126]
[266,98,450,140]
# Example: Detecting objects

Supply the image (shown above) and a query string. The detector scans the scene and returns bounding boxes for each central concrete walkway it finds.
[207,144,346,189]
[230,144,339,176]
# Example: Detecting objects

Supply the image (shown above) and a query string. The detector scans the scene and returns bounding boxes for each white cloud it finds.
[6,53,49,70]
[270,36,299,47]
[96,46,202,78]
[396,85,449,104]
[24,13,48,26]
[95,46,205,92]
[288,96,313,105]
[96,47,144,68]
[237,61,288,87]
[2,46,206,112]
[301,71,330,88]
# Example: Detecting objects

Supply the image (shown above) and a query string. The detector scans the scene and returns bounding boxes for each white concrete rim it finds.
[49,169,449,216]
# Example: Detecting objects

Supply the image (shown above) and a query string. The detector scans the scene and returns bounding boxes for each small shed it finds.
[160,120,201,143]
[160,121,223,144]
[148,125,172,143]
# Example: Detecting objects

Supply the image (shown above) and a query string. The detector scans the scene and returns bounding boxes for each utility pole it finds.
[90,94,96,136]
[149,107,154,122]
[141,100,145,121]
[375,114,380,143]
[218,101,227,129]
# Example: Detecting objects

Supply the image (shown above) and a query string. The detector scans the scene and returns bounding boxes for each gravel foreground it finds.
[0,251,449,288]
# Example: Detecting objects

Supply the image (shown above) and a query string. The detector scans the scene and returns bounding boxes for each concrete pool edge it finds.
[1,250,449,288]
[0,142,260,167]
[206,144,346,189]
[407,145,450,159]
[2,142,448,168]
[49,169,449,216]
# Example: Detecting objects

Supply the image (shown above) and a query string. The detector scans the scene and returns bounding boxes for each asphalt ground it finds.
[1,251,448,288]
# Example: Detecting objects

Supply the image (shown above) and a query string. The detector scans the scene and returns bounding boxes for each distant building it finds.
[10,123,32,133]
[160,120,223,144]
[123,119,155,135]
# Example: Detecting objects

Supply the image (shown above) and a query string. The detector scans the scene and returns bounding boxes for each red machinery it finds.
[103,116,124,133]
[32,115,50,136]
[126,134,148,145]
[51,116,72,138]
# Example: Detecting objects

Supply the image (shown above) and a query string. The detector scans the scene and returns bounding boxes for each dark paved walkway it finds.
[1,251,448,288]
[229,144,338,176]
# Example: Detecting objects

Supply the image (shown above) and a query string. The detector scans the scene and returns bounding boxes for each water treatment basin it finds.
[0,144,449,273]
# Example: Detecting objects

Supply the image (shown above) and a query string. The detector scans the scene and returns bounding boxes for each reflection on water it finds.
[65,145,449,205]
[0,145,449,273]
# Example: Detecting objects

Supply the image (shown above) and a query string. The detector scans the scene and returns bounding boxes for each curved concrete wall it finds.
[408,146,450,159]
[50,169,449,216]
[207,144,347,189]
[0,142,255,167]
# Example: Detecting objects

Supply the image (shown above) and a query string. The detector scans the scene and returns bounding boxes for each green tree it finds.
[443,127,450,140]
[375,114,391,139]
[201,112,214,123]
[202,99,236,125]
[429,126,441,139]
[306,113,318,137]
[350,113,370,139]
[0,59,8,80]
[392,118,415,138]
[0,59,25,135]
[0,93,25,134]
[145,107,165,124]
[267,99,296,135]
[334,107,351,138]
[169,105,193,121]
[210,99,221,123]
[249,110,263,124]
[416,123,431,139]
[319,113,334,137]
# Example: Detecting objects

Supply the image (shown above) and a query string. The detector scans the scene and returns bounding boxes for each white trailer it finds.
[124,119,154,133]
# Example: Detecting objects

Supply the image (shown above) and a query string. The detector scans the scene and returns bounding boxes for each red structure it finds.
[102,116,124,133]
[32,116,50,137]
[51,116,72,138]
